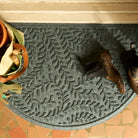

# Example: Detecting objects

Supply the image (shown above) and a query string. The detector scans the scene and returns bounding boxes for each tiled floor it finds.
[0,96,138,138]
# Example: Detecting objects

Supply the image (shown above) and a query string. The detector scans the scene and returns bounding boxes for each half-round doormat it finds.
[7,24,137,130]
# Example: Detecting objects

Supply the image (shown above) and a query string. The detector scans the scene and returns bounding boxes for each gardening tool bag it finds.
[0,20,28,83]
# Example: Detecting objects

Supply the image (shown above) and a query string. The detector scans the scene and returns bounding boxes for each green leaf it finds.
[1,20,24,45]
[9,26,24,46]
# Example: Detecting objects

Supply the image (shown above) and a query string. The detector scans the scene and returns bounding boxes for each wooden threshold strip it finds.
[1,0,138,3]
[0,2,138,23]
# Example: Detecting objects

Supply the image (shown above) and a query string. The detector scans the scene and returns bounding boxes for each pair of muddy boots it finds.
[79,43,138,94]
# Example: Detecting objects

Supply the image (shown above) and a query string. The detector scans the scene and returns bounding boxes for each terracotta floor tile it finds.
[89,137,108,138]
[85,127,92,133]
[8,119,18,130]
[35,125,51,138]
[16,116,29,133]
[0,101,6,112]
[70,130,77,137]
[3,134,10,138]
[132,134,138,138]
[28,127,38,138]
[0,108,16,128]
[127,97,138,113]
[72,130,88,138]
[45,136,52,138]
[9,126,26,138]
[105,113,122,125]
[52,130,71,138]
[0,130,7,136]
[122,110,134,124]
[123,125,138,138]
[106,126,125,138]
[89,124,105,137]
[3,135,8,138]
[134,118,138,128]
[47,130,53,137]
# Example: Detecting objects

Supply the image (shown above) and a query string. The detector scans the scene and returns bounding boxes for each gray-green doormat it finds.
[7,24,138,130]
